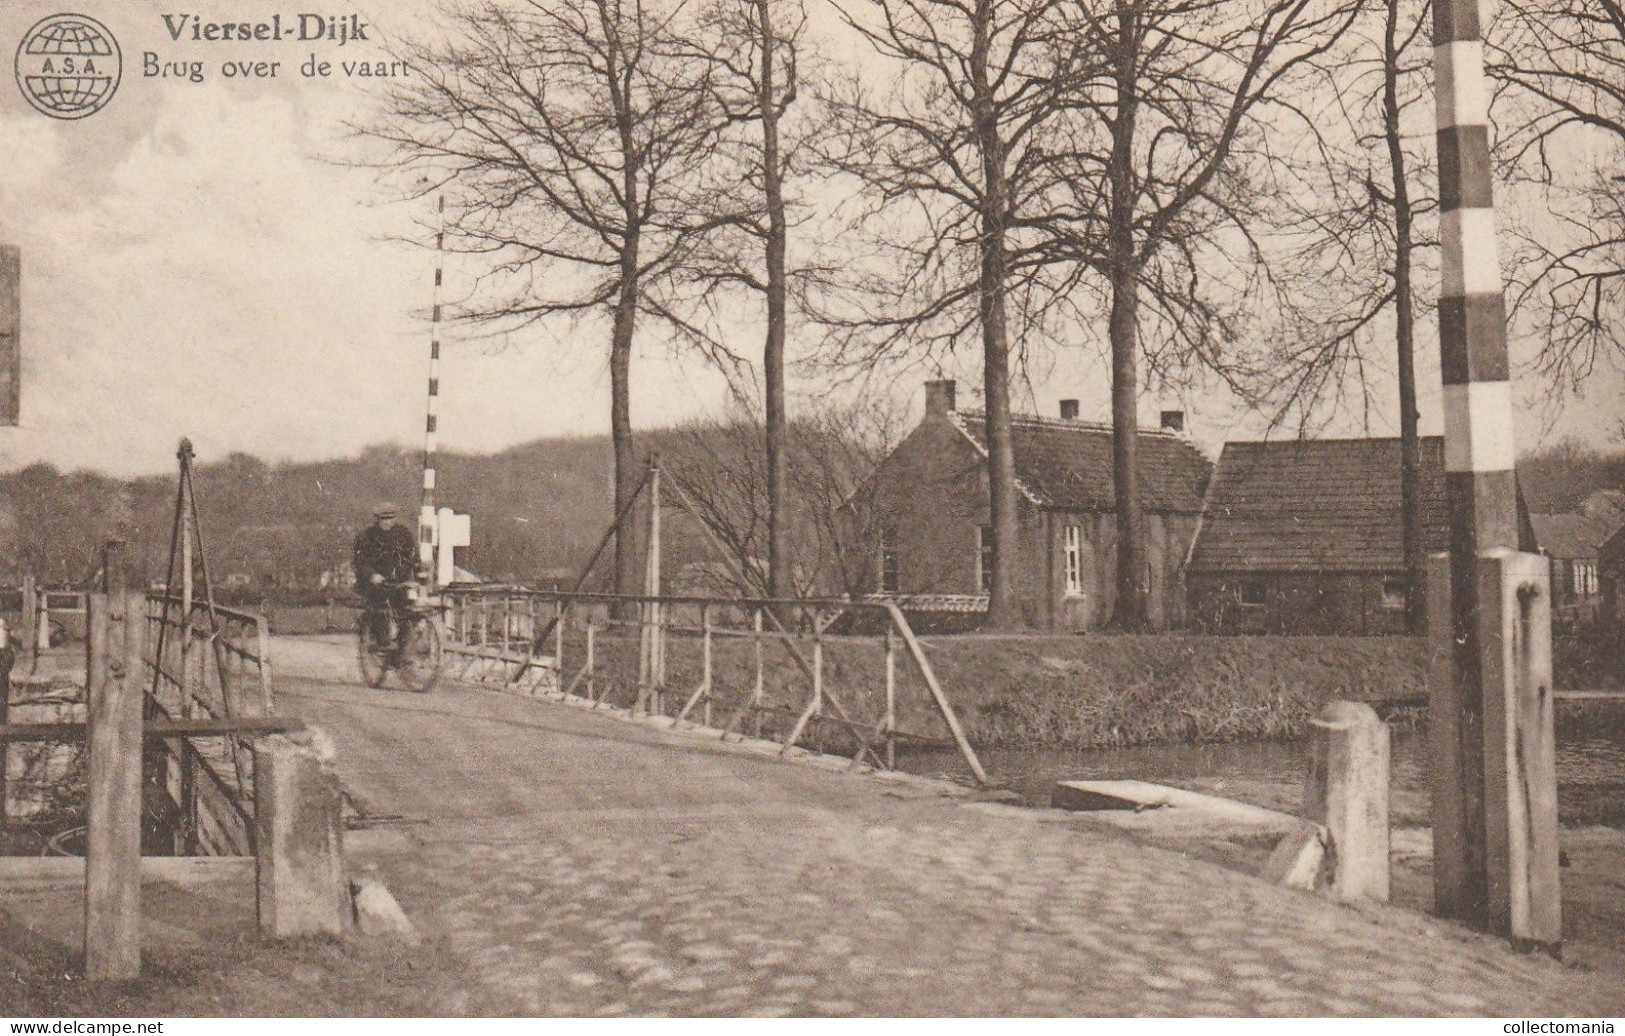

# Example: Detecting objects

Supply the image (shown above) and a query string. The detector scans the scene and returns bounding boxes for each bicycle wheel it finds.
[396,615,443,694]
[356,613,391,688]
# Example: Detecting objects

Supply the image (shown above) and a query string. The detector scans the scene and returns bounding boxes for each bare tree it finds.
[1492,0,1625,389]
[1275,0,1438,630]
[659,397,906,596]
[365,0,726,597]
[1053,0,1358,629]
[671,0,816,604]
[813,0,1091,629]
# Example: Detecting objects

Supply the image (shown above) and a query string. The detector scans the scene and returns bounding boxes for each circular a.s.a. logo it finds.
[14,13,121,120]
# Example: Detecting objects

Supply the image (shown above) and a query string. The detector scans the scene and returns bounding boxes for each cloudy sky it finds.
[0,0,1618,479]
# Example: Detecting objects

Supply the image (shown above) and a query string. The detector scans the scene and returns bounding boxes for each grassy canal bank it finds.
[541,628,1429,750]
[267,605,1614,750]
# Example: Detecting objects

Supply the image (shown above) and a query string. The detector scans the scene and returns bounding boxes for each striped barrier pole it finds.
[419,195,446,583]
[1431,0,1560,948]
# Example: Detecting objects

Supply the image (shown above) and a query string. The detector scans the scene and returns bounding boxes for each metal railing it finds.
[143,594,275,855]
[440,587,988,783]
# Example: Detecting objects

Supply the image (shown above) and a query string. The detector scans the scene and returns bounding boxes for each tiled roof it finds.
[954,411,1212,514]
[1188,437,1450,573]
[1530,512,1621,561]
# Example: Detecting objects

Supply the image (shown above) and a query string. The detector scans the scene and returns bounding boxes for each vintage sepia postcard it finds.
[1,0,1623,1022]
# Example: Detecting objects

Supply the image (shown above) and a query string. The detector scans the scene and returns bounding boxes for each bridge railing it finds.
[143,594,274,855]
[439,587,988,784]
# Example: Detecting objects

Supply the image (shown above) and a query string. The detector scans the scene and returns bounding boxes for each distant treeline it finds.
[0,436,617,592]
[1516,441,1625,513]
[1,434,1620,597]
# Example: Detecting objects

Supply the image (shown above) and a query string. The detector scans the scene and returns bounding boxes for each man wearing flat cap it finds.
[354,502,418,653]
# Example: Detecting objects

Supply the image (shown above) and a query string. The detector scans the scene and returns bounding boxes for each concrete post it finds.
[1481,550,1561,949]
[1305,700,1390,903]
[254,728,347,938]
[1430,550,1561,949]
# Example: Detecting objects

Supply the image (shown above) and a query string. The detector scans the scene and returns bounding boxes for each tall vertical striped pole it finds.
[1436,0,1516,553]
[420,195,446,584]
[1431,0,1558,946]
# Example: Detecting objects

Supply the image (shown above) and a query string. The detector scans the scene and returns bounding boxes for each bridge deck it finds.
[271,635,1622,1017]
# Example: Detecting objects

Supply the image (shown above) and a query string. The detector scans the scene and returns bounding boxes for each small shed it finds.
[1186,437,1451,635]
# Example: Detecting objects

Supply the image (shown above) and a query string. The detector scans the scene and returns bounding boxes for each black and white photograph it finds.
[0,0,1623,1021]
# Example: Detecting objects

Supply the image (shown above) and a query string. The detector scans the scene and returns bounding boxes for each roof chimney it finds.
[925,379,957,416]
[1160,410,1185,433]
[1059,399,1080,421]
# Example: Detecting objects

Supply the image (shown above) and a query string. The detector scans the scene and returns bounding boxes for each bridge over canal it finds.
[265,634,1622,1017]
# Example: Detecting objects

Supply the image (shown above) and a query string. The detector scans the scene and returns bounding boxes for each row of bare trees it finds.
[366,0,1625,630]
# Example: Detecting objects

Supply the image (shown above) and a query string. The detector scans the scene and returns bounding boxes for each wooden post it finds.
[883,601,989,785]
[884,623,897,770]
[1305,700,1390,902]
[0,620,12,824]
[752,607,765,739]
[1482,551,1561,950]
[584,620,596,702]
[638,458,664,715]
[255,615,273,714]
[103,539,126,594]
[1428,552,1474,919]
[255,730,347,938]
[20,574,36,668]
[812,613,823,717]
[701,603,712,726]
[85,592,143,980]
[554,600,566,698]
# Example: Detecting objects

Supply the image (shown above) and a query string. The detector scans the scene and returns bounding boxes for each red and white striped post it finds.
[419,195,446,585]
[1431,0,1560,948]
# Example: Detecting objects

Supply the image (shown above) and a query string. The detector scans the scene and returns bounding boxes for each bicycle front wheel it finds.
[397,616,443,694]
[356,613,390,688]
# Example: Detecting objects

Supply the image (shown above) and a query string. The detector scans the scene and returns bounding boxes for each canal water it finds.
[902,710,1625,829]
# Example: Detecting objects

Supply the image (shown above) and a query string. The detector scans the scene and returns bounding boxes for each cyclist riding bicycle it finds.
[354,502,418,657]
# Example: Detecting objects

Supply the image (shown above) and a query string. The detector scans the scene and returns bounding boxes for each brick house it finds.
[861,380,1212,631]
[1593,500,1625,627]
[1531,490,1625,629]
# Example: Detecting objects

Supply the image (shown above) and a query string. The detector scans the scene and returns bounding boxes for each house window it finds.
[878,527,900,594]
[1236,580,1267,607]
[1063,525,1084,596]
[1574,561,1597,598]
[977,524,993,594]
[1382,577,1408,612]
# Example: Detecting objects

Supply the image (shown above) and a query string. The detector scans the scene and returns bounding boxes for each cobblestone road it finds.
[275,637,1624,1017]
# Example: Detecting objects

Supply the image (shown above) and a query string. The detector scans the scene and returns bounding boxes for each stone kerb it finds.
[254,726,348,938]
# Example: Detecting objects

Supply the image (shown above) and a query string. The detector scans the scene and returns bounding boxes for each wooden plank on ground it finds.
[0,855,254,890]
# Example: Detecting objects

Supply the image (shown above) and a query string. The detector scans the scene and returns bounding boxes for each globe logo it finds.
[14,14,121,120]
